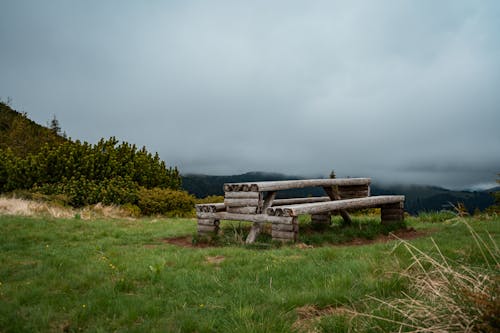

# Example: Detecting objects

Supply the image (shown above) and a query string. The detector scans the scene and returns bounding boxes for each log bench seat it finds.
[195,178,405,243]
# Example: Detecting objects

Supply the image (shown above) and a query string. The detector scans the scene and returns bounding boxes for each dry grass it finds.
[0,196,135,220]
[350,219,499,332]
[292,305,353,333]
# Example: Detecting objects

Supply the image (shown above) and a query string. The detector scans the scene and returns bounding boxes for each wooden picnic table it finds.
[195,178,405,243]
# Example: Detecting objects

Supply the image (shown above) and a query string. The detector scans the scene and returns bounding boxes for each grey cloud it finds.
[1,0,499,189]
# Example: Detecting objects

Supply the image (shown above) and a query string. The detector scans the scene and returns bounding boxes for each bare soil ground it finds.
[159,227,430,249]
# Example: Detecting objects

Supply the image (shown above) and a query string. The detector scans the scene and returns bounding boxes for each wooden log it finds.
[246,226,259,244]
[224,198,259,207]
[247,191,276,244]
[224,191,260,199]
[338,191,370,199]
[323,186,352,225]
[382,202,404,210]
[223,184,259,192]
[271,223,298,232]
[311,214,330,222]
[271,230,296,239]
[272,196,331,206]
[261,191,276,211]
[197,225,219,233]
[224,178,371,192]
[381,208,404,215]
[228,206,257,214]
[196,211,294,224]
[267,196,405,217]
[197,219,220,226]
[195,203,226,213]
[381,215,403,221]
[338,185,370,192]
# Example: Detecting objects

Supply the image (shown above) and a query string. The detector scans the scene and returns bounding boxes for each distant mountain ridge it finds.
[182,172,496,215]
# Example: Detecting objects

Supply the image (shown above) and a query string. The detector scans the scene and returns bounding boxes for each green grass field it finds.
[0,214,498,332]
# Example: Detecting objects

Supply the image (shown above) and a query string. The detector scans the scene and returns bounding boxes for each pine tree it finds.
[49,114,61,135]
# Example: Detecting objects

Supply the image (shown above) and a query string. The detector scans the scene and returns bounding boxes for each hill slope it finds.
[0,102,65,156]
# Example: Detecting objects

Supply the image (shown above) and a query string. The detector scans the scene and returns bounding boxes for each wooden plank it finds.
[197,212,294,224]
[224,198,259,207]
[228,206,257,214]
[224,178,371,192]
[224,191,260,199]
[267,196,405,217]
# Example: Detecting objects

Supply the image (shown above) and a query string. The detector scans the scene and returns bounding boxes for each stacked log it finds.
[272,217,298,242]
[195,203,225,213]
[311,213,330,229]
[197,218,220,236]
[337,185,370,199]
[224,191,261,214]
[381,202,404,225]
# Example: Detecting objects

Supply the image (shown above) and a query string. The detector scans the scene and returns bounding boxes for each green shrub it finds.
[195,195,224,204]
[121,203,142,217]
[137,187,195,216]
[0,136,182,208]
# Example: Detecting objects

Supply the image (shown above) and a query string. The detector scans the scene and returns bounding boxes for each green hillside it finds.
[0,102,66,157]
[0,102,187,214]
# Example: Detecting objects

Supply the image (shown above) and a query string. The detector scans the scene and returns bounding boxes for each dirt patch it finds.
[292,305,354,332]
[158,228,431,249]
[160,236,212,248]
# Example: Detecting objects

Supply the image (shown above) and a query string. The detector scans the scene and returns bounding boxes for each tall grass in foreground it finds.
[349,219,499,332]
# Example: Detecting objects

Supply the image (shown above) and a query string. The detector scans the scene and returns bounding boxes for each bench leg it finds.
[381,202,404,225]
[197,218,220,236]
[272,217,298,242]
[311,213,330,230]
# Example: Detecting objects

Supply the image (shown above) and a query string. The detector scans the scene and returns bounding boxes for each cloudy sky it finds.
[1,1,499,189]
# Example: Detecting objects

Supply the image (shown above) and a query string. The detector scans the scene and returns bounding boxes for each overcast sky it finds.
[1,1,499,189]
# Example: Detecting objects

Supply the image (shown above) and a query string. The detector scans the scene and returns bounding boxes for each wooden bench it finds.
[195,178,405,243]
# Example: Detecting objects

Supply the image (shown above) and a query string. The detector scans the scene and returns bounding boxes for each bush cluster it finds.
[0,137,193,215]
[137,187,195,216]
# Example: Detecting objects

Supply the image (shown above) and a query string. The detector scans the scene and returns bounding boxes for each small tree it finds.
[49,114,61,135]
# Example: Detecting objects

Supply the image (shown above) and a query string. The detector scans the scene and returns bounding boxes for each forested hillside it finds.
[0,102,191,215]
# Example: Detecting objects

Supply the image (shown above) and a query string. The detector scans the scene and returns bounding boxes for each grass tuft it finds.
[349,218,499,332]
